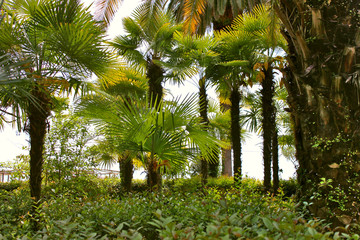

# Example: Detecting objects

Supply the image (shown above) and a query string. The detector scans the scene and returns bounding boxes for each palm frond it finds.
[94,0,122,27]
[183,0,207,34]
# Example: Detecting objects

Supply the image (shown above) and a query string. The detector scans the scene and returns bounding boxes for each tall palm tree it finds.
[231,4,286,191]
[0,0,109,204]
[207,26,258,181]
[164,31,221,182]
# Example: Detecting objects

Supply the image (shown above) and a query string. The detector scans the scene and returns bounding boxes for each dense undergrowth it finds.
[0,176,358,239]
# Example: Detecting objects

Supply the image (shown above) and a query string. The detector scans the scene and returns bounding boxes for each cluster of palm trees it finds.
[0,0,289,204]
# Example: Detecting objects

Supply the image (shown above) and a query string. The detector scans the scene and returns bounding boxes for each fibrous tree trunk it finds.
[28,86,50,203]
[220,101,232,177]
[147,157,161,191]
[147,59,164,108]
[230,88,242,182]
[199,77,209,184]
[275,0,360,226]
[272,128,279,193]
[119,152,133,192]
[28,85,51,230]
[261,66,275,192]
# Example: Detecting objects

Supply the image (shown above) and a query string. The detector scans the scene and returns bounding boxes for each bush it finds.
[0,181,23,191]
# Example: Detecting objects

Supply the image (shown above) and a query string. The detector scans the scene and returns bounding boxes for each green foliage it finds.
[0,176,359,239]
[43,109,98,183]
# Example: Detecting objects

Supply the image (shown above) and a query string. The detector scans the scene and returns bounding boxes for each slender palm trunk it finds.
[199,77,209,184]
[147,156,161,191]
[230,88,241,182]
[261,66,274,192]
[272,129,279,193]
[220,102,232,176]
[146,59,164,190]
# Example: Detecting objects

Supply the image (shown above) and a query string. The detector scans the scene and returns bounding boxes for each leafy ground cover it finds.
[0,177,358,239]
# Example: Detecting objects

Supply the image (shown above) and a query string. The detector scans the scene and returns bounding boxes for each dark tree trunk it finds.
[147,59,164,108]
[261,66,274,192]
[199,77,219,179]
[199,77,209,184]
[220,101,232,177]
[275,0,360,226]
[147,156,161,191]
[208,150,219,178]
[272,129,279,194]
[230,89,241,182]
[28,86,50,203]
[119,152,133,192]
[261,64,275,191]
[28,85,51,230]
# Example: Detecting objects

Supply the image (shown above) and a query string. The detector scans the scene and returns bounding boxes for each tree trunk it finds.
[28,86,50,203]
[147,59,164,108]
[275,0,360,226]
[147,156,161,191]
[220,101,232,177]
[230,89,241,182]
[261,66,274,192]
[272,129,279,194]
[28,85,50,230]
[199,77,209,184]
[119,152,133,192]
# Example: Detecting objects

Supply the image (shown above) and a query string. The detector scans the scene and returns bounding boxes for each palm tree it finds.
[91,62,148,192]
[110,3,182,107]
[230,4,286,191]
[78,93,221,190]
[0,0,109,204]
[207,26,258,182]
[164,31,221,182]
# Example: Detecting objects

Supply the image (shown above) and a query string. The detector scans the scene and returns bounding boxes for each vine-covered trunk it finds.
[261,66,275,192]
[275,0,360,225]
[230,89,241,182]
[119,152,133,192]
[28,86,50,203]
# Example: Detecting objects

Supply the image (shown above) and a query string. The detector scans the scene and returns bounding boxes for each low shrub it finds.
[0,181,23,191]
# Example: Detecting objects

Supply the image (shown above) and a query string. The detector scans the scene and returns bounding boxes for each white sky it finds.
[0,0,296,180]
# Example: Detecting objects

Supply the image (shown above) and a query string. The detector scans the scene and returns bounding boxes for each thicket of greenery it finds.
[1,176,358,239]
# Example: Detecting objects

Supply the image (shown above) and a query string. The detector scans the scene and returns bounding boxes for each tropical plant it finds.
[207,20,259,181]
[231,4,286,192]
[78,93,222,190]
[110,2,183,107]
[85,62,148,192]
[0,0,109,207]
